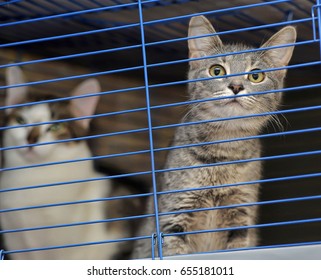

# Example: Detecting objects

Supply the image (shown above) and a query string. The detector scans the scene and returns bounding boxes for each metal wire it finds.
[0,0,320,259]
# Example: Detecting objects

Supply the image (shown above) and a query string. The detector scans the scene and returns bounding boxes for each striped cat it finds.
[132,16,296,258]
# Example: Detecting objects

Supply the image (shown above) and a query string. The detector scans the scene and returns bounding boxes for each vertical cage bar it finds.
[151,233,156,260]
[137,0,163,259]
[317,0,321,58]
[0,249,4,260]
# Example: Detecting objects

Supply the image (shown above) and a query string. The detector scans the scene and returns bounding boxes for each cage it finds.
[0,0,321,260]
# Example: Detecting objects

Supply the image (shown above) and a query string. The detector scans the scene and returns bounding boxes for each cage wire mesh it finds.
[0,0,320,260]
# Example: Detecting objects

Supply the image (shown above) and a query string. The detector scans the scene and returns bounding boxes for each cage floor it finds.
[163,244,321,260]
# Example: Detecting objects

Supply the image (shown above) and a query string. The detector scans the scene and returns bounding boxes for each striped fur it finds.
[132,16,296,258]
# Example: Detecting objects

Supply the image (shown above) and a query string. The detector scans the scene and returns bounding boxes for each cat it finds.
[0,66,127,259]
[132,16,297,258]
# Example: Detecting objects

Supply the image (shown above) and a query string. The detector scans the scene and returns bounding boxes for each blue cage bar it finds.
[0,0,320,260]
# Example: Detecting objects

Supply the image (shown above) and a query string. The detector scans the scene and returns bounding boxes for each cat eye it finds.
[15,116,26,125]
[248,69,265,83]
[48,123,64,132]
[209,64,227,77]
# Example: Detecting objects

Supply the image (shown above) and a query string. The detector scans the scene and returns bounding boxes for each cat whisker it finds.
[269,113,285,132]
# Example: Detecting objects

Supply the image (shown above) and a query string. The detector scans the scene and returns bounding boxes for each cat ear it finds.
[261,26,297,67]
[70,78,101,130]
[188,16,223,64]
[5,66,28,114]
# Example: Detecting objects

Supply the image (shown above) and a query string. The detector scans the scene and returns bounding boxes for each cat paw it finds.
[226,241,250,250]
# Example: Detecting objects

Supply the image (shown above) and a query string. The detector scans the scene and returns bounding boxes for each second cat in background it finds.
[132,16,297,258]
[0,66,142,259]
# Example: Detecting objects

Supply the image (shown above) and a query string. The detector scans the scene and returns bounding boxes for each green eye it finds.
[48,123,64,132]
[209,64,227,77]
[15,116,26,125]
[248,69,265,83]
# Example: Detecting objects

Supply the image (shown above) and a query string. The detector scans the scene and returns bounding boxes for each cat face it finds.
[3,66,101,163]
[5,103,74,161]
[187,16,296,128]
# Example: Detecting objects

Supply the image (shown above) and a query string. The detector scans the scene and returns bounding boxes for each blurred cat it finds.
[0,66,142,259]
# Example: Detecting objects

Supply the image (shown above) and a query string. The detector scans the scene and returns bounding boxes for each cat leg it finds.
[160,194,212,257]
[160,215,192,256]
[216,187,258,250]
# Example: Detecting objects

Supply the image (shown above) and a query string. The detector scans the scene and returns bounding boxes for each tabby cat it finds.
[132,16,296,258]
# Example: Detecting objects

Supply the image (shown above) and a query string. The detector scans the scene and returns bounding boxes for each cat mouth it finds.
[224,98,244,107]
[220,98,254,112]
[19,146,39,159]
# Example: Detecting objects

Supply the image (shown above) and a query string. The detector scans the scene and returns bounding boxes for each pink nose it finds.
[228,84,244,94]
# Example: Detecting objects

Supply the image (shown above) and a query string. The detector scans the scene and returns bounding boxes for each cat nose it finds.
[27,127,40,144]
[228,83,244,95]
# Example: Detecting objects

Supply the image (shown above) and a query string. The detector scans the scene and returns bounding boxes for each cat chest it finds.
[201,163,259,186]
[173,161,260,189]
[0,166,109,208]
